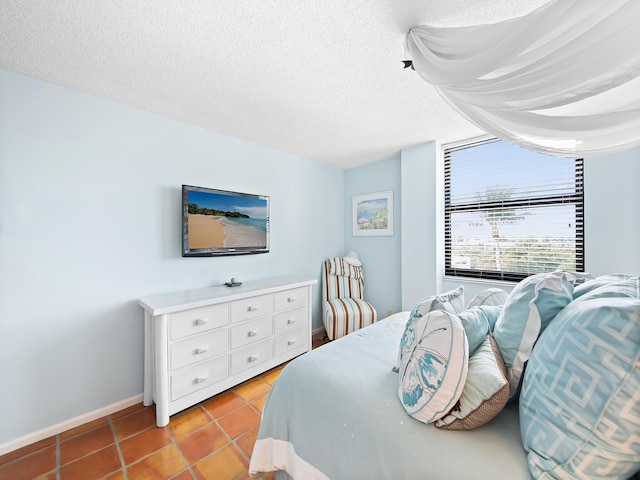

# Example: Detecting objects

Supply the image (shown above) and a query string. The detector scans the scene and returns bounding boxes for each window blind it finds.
[444,138,584,282]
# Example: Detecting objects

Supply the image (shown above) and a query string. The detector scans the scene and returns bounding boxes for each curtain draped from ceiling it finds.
[406,0,640,157]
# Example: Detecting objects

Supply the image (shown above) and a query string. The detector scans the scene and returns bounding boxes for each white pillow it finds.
[398,309,468,423]
[467,288,508,309]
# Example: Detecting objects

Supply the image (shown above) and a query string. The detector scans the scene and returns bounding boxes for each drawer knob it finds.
[194,376,208,384]
[247,330,258,337]
[287,319,296,325]
[287,297,296,303]
[248,355,259,363]
[194,318,208,326]
[247,306,259,312]
[287,339,296,346]
[194,347,208,354]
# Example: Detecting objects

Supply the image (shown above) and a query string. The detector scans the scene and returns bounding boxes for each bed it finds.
[248,311,531,479]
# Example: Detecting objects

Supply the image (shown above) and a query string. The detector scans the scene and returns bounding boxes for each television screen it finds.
[182,184,270,257]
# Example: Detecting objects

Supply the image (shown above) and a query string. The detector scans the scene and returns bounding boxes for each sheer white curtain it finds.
[407,0,640,156]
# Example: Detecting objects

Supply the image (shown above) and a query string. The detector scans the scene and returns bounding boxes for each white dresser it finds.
[139,276,317,427]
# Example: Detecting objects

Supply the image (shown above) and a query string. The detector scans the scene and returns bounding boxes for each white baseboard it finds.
[1,326,328,457]
[312,326,326,336]
[0,394,144,457]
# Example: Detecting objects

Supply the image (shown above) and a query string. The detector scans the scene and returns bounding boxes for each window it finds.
[444,138,584,282]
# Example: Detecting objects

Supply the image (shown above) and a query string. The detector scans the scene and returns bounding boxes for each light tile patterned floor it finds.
[0,333,329,480]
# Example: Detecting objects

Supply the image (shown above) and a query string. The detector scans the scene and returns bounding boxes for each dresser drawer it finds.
[230,339,273,375]
[169,303,228,340]
[274,307,308,334]
[141,278,315,427]
[230,316,273,350]
[171,356,228,401]
[274,287,308,311]
[275,327,308,356]
[170,330,229,371]
[231,294,273,323]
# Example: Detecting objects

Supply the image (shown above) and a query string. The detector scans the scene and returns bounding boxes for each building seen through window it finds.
[444,138,584,282]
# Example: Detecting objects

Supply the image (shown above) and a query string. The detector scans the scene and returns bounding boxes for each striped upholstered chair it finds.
[321,255,377,340]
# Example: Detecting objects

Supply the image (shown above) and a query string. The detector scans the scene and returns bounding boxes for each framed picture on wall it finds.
[352,191,393,236]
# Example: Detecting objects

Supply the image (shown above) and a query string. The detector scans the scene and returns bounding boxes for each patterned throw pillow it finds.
[397,309,468,424]
[435,334,508,430]
[410,286,466,315]
[396,287,465,372]
[520,289,640,479]
[493,271,575,398]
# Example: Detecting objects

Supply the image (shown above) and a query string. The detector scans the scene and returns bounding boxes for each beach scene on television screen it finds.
[187,190,268,249]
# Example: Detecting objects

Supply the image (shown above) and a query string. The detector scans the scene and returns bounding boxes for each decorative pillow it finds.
[416,286,465,314]
[396,287,465,372]
[520,292,640,479]
[436,334,508,430]
[397,309,468,424]
[467,288,509,309]
[493,271,575,398]
[482,305,503,332]
[456,305,501,356]
[573,275,638,300]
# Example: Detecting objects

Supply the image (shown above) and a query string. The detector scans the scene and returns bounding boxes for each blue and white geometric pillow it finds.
[520,286,640,479]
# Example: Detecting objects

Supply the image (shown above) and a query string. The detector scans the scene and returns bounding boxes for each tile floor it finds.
[0,332,330,480]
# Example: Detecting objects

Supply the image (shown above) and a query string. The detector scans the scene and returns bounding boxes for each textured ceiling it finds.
[0,0,550,169]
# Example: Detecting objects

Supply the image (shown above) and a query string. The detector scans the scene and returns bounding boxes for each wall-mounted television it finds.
[182,184,270,257]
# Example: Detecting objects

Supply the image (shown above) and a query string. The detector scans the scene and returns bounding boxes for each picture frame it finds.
[352,190,393,236]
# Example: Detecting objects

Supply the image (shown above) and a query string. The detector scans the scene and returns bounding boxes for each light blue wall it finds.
[399,142,442,310]
[344,157,402,317]
[394,142,640,301]
[2,65,639,448]
[583,151,640,275]
[347,142,640,312]
[0,68,344,444]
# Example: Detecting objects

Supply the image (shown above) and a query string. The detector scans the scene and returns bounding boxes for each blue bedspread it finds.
[249,312,531,479]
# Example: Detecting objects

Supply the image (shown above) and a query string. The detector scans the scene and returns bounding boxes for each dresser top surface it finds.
[138,276,317,315]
